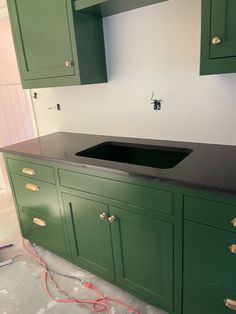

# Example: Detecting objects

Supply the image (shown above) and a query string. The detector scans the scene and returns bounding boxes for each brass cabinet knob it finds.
[108,215,118,224]
[212,37,221,45]
[64,60,74,67]
[224,299,236,310]
[33,217,46,227]
[99,212,108,221]
[25,183,40,191]
[229,244,236,254]
[22,168,36,176]
[230,218,236,227]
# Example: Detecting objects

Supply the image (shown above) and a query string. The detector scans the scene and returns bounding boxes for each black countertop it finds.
[1,132,236,195]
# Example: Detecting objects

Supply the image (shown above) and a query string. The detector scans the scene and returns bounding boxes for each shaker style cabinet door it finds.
[7,0,75,80]
[109,206,174,312]
[210,0,236,59]
[201,0,236,75]
[63,194,115,281]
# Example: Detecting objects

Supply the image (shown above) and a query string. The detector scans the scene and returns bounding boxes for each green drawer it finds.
[11,174,61,222]
[7,158,55,184]
[183,274,236,314]
[59,169,173,214]
[19,207,67,258]
[184,195,236,232]
[184,221,236,291]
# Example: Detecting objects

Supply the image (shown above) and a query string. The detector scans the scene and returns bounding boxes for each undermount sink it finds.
[76,141,192,169]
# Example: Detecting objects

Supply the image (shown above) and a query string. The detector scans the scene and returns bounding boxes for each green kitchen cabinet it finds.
[7,0,107,88]
[201,0,236,75]
[63,192,174,312]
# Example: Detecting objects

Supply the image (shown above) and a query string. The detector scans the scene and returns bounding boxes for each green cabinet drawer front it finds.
[7,158,55,184]
[183,274,236,314]
[11,174,61,222]
[184,221,236,291]
[59,169,173,214]
[63,193,114,280]
[210,0,236,59]
[184,195,236,232]
[19,207,67,258]
[7,0,75,80]
[110,206,173,312]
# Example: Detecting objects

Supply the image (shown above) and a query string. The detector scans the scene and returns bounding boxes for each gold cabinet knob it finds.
[224,299,236,310]
[22,168,36,176]
[212,37,221,45]
[64,60,74,67]
[33,217,46,227]
[230,218,236,227]
[25,183,40,191]
[108,215,118,224]
[229,244,236,254]
[99,212,108,221]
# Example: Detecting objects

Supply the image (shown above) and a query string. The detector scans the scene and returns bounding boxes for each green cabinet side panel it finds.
[201,0,236,75]
[63,193,115,280]
[110,206,173,312]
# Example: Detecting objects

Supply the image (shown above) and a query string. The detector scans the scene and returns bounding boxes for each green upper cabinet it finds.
[201,0,236,75]
[7,0,107,88]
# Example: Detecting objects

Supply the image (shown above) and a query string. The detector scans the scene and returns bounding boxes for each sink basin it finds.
[76,141,192,169]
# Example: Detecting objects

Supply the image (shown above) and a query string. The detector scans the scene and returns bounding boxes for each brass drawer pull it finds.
[33,218,46,227]
[224,299,236,310]
[229,245,236,254]
[22,168,36,176]
[230,218,236,227]
[100,212,108,221]
[64,60,74,67]
[26,183,40,191]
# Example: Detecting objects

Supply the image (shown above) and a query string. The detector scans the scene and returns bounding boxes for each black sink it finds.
[76,141,192,169]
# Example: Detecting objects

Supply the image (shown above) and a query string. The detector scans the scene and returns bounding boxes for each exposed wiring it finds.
[22,239,140,314]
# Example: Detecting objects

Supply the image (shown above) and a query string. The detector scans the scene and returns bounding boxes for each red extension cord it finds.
[22,239,140,314]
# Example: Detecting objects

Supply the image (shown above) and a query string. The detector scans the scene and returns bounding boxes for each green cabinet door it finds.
[62,193,115,280]
[7,0,75,80]
[201,0,236,75]
[110,206,173,312]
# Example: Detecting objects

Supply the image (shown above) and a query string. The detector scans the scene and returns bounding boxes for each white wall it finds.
[32,0,236,145]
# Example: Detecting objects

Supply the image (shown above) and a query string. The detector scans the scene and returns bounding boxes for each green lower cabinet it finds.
[110,206,173,312]
[19,207,67,258]
[63,192,173,312]
[183,274,236,314]
[63,193,115,280]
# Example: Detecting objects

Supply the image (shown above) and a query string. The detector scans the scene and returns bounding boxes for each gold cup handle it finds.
[224,299,236,310]
[33,218,46,227]
[22,167,36,176]
[26,183,40,191]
